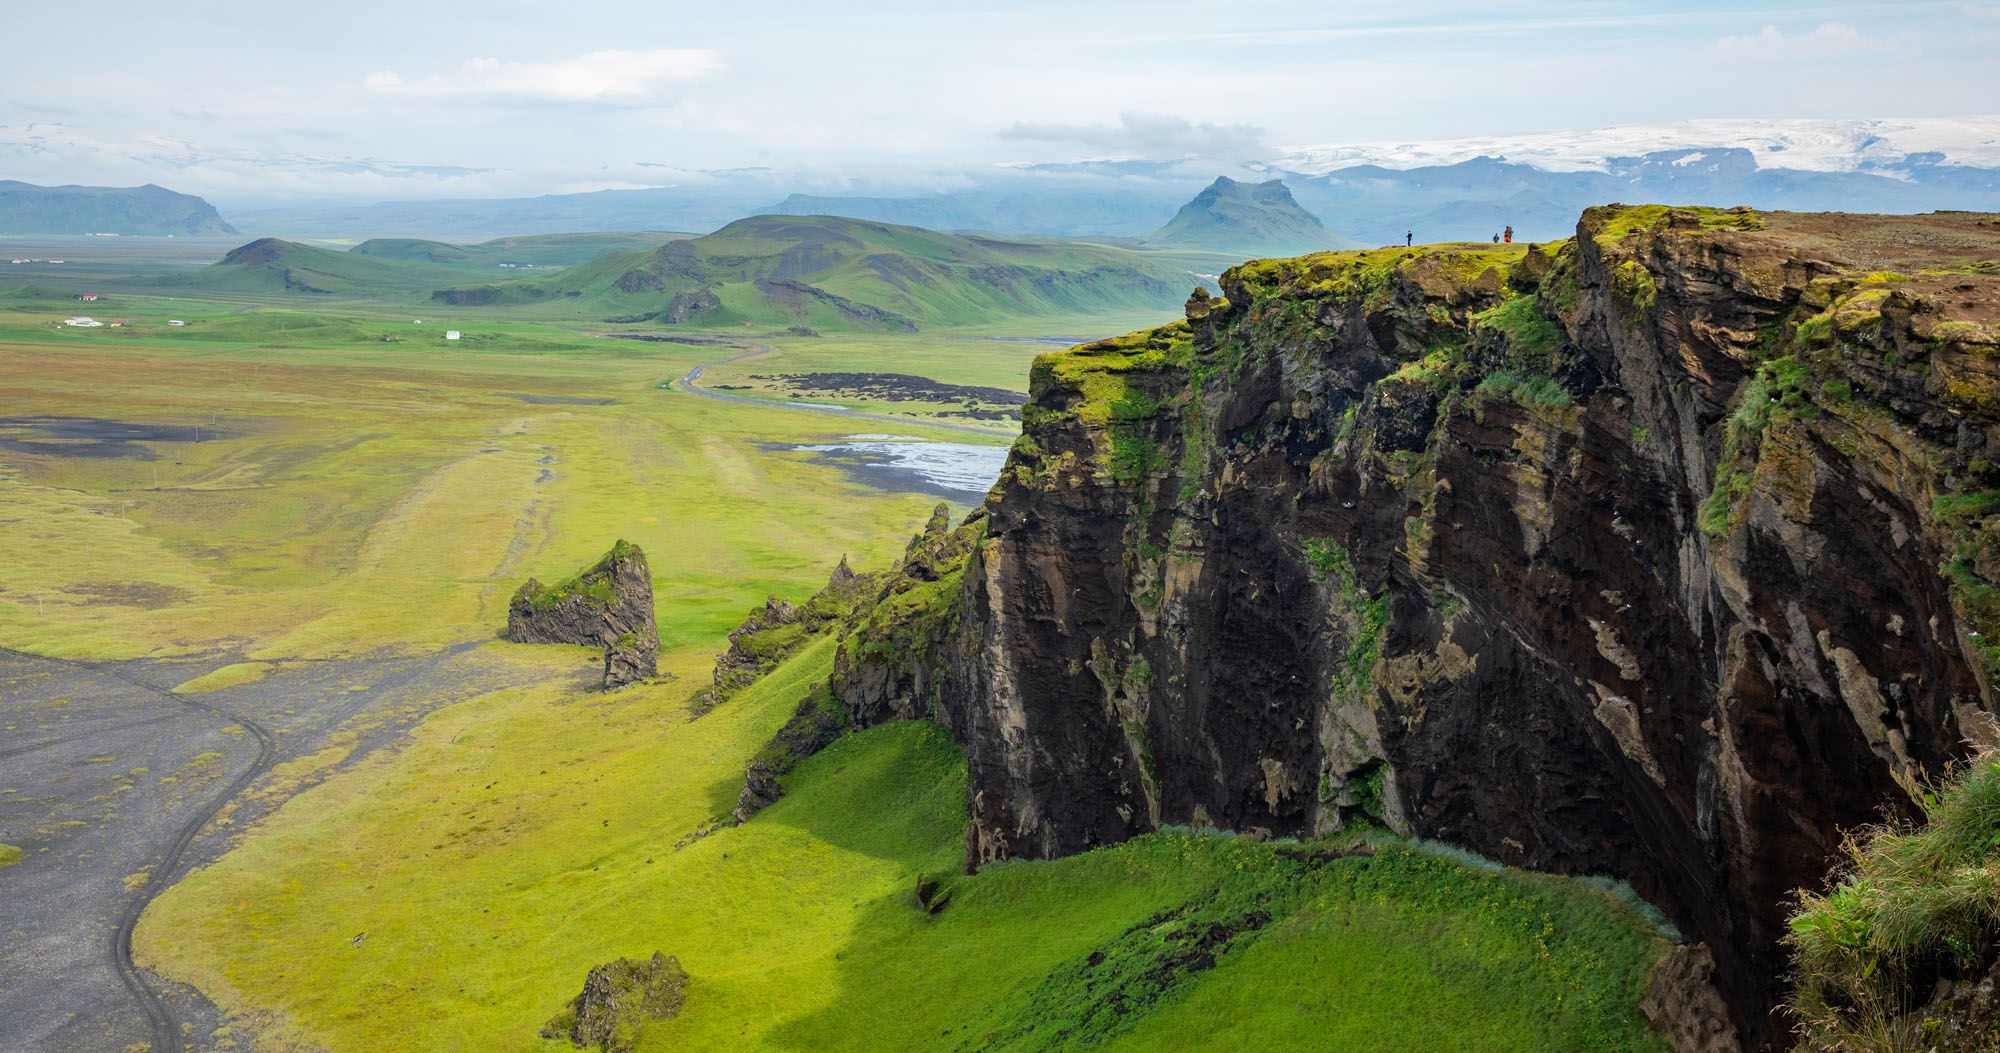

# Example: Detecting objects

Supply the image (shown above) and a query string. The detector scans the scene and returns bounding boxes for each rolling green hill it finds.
[1147,177,1352,257]
[167,238,476,298]
[0,180,236,236]
[432,215,1198,330]
[351,231,693,269]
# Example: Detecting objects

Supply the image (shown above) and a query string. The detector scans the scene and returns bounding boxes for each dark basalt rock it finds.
[541,951,687,1053]
[908,207,2000,1046]
[507,539,658,689]
[730,507,979,820]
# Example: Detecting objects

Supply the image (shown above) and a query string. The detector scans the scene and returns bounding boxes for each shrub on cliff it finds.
[1787,753,2000,1051]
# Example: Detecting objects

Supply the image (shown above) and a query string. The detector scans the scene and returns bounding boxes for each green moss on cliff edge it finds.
[515,539,643,611]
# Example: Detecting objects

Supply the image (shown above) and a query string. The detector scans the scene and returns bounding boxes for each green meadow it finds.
[140,640,1669,1052]
[0,292,992,660]
[4,248,1670,1051]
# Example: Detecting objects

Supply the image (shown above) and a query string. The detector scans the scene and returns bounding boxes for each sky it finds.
[3,0,1998,206]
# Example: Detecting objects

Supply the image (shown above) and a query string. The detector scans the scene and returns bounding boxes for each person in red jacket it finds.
[1503,225,1514,243]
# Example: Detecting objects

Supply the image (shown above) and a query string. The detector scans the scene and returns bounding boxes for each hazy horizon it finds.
[5,1,1999,208]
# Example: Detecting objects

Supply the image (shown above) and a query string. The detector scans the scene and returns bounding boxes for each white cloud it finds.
[996,112,1265,158]
[364,48,724,102]
[1714,22,1865,56]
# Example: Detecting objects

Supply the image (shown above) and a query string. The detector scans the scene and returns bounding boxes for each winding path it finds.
[661,338,1013,440]
[0,645,277,1053]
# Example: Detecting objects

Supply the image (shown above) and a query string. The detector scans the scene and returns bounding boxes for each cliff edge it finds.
[839,206,1999,1041]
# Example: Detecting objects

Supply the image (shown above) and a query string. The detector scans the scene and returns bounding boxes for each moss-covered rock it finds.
[541,951,688,1053]
[506,540,657,689]
[693,556,879,714]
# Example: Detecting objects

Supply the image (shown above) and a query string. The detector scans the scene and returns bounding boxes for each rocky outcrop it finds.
[731,507,980,820]
[734,683,848,821]
[1644,944,1741,1052]
[662,286,721,323]
[913,207,1999,1044]
[832,504,983,727]
[695,557,878,714]
[507,540,658,688]
[540,951,687,1053]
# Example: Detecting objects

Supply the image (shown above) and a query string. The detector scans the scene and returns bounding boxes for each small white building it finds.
[444,330,462,341]
[167,319,187,327]
[64,316,104,328]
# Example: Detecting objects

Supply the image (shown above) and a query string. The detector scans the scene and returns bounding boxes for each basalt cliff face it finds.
[842,207,2000,1040]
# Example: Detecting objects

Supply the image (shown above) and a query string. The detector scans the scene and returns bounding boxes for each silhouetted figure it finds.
[1405,230,1412,247]
[1492,233,1500,244]
[1503,225,1513,243]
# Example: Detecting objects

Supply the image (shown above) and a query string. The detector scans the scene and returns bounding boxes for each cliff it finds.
[0,180,236,235]
[821,206,1999,1041]
[507,540,659,688]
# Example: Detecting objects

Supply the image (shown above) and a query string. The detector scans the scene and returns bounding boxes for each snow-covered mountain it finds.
[1274,117,2000,176]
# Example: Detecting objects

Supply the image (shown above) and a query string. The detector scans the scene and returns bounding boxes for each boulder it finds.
[540,951,687,1053]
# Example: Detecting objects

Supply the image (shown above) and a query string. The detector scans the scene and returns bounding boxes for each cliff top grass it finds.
[1225,241,1534,309]
[513,540,640,611]
[1027,321,1193,426]
[1583,204,1765,246]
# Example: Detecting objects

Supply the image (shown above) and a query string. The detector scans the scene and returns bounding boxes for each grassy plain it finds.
[0,292,1007,660]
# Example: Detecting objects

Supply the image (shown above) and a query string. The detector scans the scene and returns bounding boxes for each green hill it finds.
[0,180,236,236]
[172,238,475,298]
[352,231,692,269]
[432,215,1197,330]
[1147,177,1350,257]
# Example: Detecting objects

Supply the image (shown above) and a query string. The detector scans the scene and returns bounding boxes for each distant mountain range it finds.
[350,231,691,268]
[1273,147,2000,244]
[217,152,2000,251]
[1145,177,1352,256]
[19,117,2000,250]
[0,180,236,235]
[1272,116,2000,175]
[228,188,764,242]
[768,188,1186,237]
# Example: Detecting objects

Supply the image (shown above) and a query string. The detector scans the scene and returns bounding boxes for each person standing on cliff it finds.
[1405,230,1412,247]
[1503,225,1514,243]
